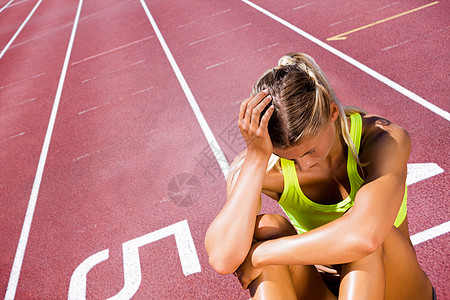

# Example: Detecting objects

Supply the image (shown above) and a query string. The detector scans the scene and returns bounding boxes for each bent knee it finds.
[254,214,297,241]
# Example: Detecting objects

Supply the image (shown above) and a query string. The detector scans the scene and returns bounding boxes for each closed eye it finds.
[303,149,316,157]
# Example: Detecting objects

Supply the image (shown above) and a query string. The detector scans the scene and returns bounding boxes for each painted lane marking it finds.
[1,132,25,144]
[10,22,74,49]
[0,72,46,90]
[131,86,154,96]
[241,0,450,122]
[206,42,280,70]
[293,1,316,11]
[17,97,37,105]
[329,2,400,27]
[81,59,145,83]
[77,86,153,115]
[177,8,231,29]
[0,0,14,13]
[10,0,133,50]
[77,102,111,115]
[68,220,200,299]
[68,250,109,300]
[382,25,450,51]
[71,36,154,66]
[8,132,25,139]
[406,163,444,186]
[327,1,439,41]
[189,23,252,46]
[0,0,43,60]
[4,0,84,299]
[7,0,29,9]
[72,149,101,162]
[139,0,229,178]
[411,221,450,246]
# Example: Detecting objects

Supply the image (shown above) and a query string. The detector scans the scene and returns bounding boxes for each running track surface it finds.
[1,0,449,299]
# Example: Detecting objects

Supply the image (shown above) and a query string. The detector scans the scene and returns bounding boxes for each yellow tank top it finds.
[278,113,407,233]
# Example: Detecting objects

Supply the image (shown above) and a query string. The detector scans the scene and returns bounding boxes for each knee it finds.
[254,214,297,241]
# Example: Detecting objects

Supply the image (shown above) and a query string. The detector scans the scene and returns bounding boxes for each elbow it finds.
[208,255,239,275]
[349,231,383,257]
[205,234,241,275]
[360,237,381,255]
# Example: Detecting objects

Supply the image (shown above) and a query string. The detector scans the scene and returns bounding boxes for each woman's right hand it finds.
[238,89,275,161]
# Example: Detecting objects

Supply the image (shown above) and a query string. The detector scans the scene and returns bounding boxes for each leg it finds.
[250,214,337,300]
[382,224,433,300]
[340,223,433,300]
[248,265,297,300]
[340,246,385,300]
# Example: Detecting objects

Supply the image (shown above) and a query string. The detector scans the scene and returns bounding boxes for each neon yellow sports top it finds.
[278,113,407,234]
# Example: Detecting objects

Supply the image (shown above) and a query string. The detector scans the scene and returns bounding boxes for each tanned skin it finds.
[205,90,432,299]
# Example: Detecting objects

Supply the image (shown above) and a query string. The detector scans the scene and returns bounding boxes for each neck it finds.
[326,130,346,168]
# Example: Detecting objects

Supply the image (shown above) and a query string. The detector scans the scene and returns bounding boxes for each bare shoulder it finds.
[360,114,411,180]
[360,114,410,147]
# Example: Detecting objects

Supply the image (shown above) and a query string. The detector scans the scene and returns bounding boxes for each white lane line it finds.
[1,132,25,143]
[241,0,450,122]
[72,149,100,162]
[0,0,14,13]
[178,8,231,29]
[4,0,84,299]
[293,2,316,10]
[17,97,37,105]
[382,25,450,51]
[131,86,154,96]
[0,0,43,60]
[81,59,145,83]
[10,22,74,49]
[189,23,252,46]
[139,0,229,178]
[71,36,154,66]
[77,102,111,115]
[406,163,444,186]
[8,0,28,8]
[0,72,46,90]
[329,2,400,27]
[206,42,280,70]
[10,0,133,50]
[411,221,450,246]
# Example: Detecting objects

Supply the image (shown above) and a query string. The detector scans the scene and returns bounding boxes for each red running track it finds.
[1,0,449,299]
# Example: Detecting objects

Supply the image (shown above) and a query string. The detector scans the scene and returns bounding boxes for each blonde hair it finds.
[228,53,365,186]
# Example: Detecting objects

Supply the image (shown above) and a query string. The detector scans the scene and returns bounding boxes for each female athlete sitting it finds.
[204,53,434,299]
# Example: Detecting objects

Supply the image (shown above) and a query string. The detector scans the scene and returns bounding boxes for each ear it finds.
[330,102,339,122]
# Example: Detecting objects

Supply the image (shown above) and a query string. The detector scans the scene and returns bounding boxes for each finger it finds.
[239,96,253,120]
[244,89,268,123]
[259,104,274,130]
[250,95,272,132]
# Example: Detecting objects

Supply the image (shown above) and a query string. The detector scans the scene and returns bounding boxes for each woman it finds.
[204,53,434,299]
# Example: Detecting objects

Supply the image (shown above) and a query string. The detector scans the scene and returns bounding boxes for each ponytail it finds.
[229,52,366,185]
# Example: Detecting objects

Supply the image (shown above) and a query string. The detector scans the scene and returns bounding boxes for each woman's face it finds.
[273,120,337,172]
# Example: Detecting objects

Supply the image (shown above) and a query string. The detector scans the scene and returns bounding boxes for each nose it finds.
[295,158,315,172]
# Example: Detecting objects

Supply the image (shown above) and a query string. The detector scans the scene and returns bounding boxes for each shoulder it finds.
[360,114,411,151]
[359,114,411,180]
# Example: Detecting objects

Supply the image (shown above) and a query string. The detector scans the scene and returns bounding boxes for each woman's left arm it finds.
[251,119,411,267]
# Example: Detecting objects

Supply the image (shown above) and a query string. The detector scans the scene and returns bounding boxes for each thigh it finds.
[251,214,336,300]
[382,225,433,300]
[340,246,386,300]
